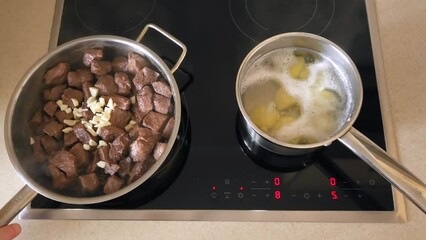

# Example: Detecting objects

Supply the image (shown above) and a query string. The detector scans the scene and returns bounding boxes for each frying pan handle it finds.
[136,23,187,74]
[339,127,426,214]
[0,185,37,227]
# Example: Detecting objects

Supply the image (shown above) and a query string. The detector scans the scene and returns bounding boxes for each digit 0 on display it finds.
[274,177,280,186]
[329,177,336,186]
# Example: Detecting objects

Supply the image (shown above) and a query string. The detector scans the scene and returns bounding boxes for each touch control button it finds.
[211,192,218,199]
[303,193,310,199]
[237,192,244,199]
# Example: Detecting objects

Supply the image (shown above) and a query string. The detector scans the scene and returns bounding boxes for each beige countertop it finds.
[0,0,425,239]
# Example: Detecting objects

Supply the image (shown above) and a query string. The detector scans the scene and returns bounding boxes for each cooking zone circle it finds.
[75,0,158,34]
[228,0,336,42]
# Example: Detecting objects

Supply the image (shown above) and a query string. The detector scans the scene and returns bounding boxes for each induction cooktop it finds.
[21,0,406,222]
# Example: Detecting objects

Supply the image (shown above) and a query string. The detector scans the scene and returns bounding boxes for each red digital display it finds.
[329,177,336,186]
[274,177,280,186]
[274,191,281,200]
[331,190,339,200]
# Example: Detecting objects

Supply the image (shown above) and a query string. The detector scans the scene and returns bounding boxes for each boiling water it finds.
[241,48,351,144]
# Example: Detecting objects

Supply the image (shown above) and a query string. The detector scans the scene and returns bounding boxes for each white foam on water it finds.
[241,48,351,144]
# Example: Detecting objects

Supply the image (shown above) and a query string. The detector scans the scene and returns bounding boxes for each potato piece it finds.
[272,115,297,131]
[289,57,309,80]
[320,89,339,103]
[274,87,297,111]
[249,103,280,132]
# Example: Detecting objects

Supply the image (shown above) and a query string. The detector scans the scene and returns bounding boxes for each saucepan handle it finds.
[0,185,38,227]
[339,127,426,213]
[136,23,187,74]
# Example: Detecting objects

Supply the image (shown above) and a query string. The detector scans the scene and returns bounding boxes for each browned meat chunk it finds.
[79,173,100,193]
[67,68,93,88]
[114,72,132,96]
[44,63,70,86]
[83,48,103,67]
[132,67,159,91]
[134,85,153,122]
[109,108,132,128]
[87,150,99,173]
[104,163,120,175]
[162,117,175,139]
[153,142,167,160]
[104,175,124,194]
[64,131,78,147]
[127,52,149,74]
[31,136,47,163]
[152,80,172,98]
[73,122,96,144]
[103,95,131,111]
[129,139,156,163]
[40,135,60,155]
[91,59,112,75]
[43,101,58,117]
[49,150,77,178]
[80,109,94,121]
[153,94,172,114]
[109,133,131,162]
[61,88,84,107]
[54,110,73,124]
[29,110,44,129]
[118,157,132,178]
[98,125,124,143]
[143,111,169,132]
[69,142,90,168]
[82,81,93,99]
[128,162,144,183]
[98,145,113,164]
[129,126,159,142]
[49,164,74,190]
[94,75,117,96]
[112,56,128,72]
[43,121,64,139]
[43,84,66,101]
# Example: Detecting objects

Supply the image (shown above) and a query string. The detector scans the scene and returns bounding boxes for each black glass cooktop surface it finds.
[30,0,394,212]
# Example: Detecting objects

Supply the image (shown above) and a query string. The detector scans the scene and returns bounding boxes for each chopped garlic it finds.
[56,99,63,106]
[89,87,99,97]
[101,111,111,121]
[84,122,93,129]
[65,108,72,114]
[98,140,108,148]
[29,137,35,145]
[129,120,137,125]
[96,161,106,168]
[87,127,97,137]
[71,98,79,107]
[87,96,96,106]
[63,119,78,126]
[99,97,106,107]
[124,123,134,132]
[59,104,69,111]
[73,108,82,118]
[62,127,74,133]
[130,96,136,104]
[83,144,91,151]
[107,98,114,109]
[88,139,98,147]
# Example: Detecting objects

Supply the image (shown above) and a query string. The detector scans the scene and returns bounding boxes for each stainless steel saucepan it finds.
[0,23,187,226]
[236,32,426,213]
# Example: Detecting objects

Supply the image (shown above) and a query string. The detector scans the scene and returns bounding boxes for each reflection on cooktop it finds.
[228,0,336,42]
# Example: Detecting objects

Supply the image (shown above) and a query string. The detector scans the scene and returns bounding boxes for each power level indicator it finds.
[274,177,281,186]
